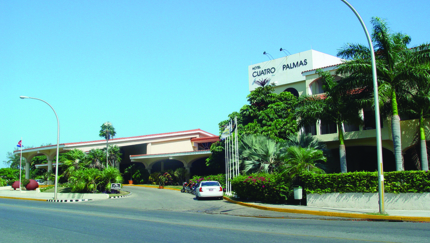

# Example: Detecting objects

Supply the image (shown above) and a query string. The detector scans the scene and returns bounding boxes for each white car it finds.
[195,181,223,200]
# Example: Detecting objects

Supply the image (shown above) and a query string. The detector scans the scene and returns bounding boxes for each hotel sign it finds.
[248,50,314,91]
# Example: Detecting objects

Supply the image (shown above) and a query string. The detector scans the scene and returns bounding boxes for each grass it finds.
[127,184,183,190]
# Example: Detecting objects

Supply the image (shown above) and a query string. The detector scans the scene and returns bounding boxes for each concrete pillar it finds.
[46,155,55,173]
[25,159,30,179]
[185,164,191,182]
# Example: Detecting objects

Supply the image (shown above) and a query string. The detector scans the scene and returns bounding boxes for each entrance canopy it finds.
[14,129,219,178]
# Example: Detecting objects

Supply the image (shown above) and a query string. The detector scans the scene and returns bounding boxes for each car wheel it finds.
[181,189,185,193]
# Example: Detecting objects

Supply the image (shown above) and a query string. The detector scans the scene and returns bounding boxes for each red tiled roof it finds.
[15,129,216,152]
[191,136,220,143]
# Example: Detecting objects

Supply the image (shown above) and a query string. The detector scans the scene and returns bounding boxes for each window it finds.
[344,123,359,132]
[284,88,299,97]
[320,120,337,134]
[309,76,341,95]
[310,79,324,95]
[202,182,220,187]
[198,142,212,150]
[304,123,317,135]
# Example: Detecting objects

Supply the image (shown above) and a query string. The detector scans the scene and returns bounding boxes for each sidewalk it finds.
[0,186,108,201]
[223,197,430,222]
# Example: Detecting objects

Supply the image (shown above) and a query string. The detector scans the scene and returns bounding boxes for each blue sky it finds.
[2,0,430,167]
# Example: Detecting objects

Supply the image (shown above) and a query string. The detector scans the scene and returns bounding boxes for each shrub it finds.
[0,178,6,187]
[231,173,290,203]
[149,172,160,184]
[190,174,226,188]
[300,171,430,194]
[21,179,30,187]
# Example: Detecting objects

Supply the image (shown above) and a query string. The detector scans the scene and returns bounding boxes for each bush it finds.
[231,173,290,203]
[190,174,226,188]
[21,179,30,187]
[69,167,122,193]
[300,171,430,194]
[0,178,6,187]
[124,165,149,184]
[148,172,160,184]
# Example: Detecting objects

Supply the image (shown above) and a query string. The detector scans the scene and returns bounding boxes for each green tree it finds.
[240,135,283,174]
[99,121,116,139]
[4,150,21,169]
[61,149,87,182]
[207,83,298,169]
[105,145,122,169]
[100,167,123,192]
[401,70,430,170]
[278,146,326,179]
[296,70,364,173]
[0,168,19,183]
[87,149,105,170]
[337,17,430,171]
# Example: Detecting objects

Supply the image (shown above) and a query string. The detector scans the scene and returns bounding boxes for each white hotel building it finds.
[248,49,429,171]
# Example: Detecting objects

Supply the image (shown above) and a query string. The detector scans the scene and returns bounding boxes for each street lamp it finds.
[340,0,385,214]
[20,96,61,201]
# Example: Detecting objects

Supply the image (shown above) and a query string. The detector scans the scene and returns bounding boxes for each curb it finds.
[109,191,132,199]
[47,199,92,203]
[0,196,46,202]
[123,185,181,191]
[223,197,430,222]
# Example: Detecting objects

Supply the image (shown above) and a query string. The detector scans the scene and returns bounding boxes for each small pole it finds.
[19,138,22,192]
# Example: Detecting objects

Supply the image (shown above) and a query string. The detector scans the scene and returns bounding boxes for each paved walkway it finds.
[1,185,430,222]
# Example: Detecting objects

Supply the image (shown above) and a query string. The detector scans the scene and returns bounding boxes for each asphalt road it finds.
[1,187,429,243]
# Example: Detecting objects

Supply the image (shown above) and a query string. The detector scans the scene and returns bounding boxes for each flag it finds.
[220,123,232,140]
[17,140,23,148]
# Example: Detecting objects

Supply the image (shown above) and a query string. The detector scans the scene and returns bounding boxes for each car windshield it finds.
[202,182,219,187]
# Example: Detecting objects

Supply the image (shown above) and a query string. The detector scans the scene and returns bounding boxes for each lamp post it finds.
[20,96,60,201]
[340,0,385,214]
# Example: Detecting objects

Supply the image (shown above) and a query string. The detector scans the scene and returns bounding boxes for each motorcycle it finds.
[180,182,188,193]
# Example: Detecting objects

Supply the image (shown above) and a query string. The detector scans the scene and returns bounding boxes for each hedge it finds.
[190,174,226,188]
[300,171,430,194]
[231,173,290,203]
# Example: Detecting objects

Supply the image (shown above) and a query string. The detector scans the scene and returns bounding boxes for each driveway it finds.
[89,186,336,219]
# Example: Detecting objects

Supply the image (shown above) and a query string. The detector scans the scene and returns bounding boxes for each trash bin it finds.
[293,186,302,200]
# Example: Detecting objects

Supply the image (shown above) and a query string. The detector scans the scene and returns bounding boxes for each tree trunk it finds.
[339,145,347,173]
[338,123,347,173]
[391,115,403,171]
[420,112,429,171]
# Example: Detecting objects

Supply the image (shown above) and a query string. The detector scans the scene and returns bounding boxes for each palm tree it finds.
[337,17,430,171]
[295,70,365,173]
[240,134,283,174]
[106,145,122,169]
[87,149,105,170]
[401,70,430,170]
[100,167,123,192]
[83,168,102,193]
[61,149,87,182]
[279,146,326,179]
[99,121,116,139]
